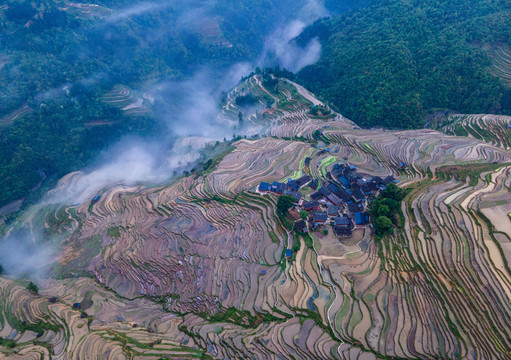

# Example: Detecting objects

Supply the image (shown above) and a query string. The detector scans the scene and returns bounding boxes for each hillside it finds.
[298,0,511,129]
[1,75,511,359]
[0,0,309,209]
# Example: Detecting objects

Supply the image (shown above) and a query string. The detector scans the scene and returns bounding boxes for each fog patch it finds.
[0,231,55,279]
[259,1,327,72]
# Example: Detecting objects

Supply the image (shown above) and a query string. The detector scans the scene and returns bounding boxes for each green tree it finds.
[299,210,309,219]
[377,204,390,217]
[27,281,38,294]
[375,216,393,236]
[277,195,296,216]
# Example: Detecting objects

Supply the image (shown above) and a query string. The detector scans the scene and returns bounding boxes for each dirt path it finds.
[282,78,324,106]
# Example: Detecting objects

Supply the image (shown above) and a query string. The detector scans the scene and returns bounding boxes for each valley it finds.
[1,75,511,359]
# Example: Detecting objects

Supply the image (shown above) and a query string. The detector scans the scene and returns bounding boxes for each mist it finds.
[0,231,55,279]
[0,0,331,281]
[46,64,251,207]
[258,0,327,72]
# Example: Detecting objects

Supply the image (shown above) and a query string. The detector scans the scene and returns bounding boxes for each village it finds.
[257,161,397,241]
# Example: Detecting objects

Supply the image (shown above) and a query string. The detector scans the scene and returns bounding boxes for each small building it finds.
[313,212,328,225]
[73,303,81,310]
[399,162,406,168]
[261,270,267,275]
[259,182,271,193]
[318,186,331,197]
[352,189,365,201]
[349,165,357,171]
[334,216,352,228]
[310,192,324,201]
[295,220,308,233]
[296,175,312,188]
[287,180,300,192]
[289,192,302,204]
[303,200,320,211]
[309,179,319,190]
[91,195,101,204]
[338,176,351,188]
[383,176,396,185]
[372,176,383,186]
[48,297,58,304]
[285,249,293,258]
[327,193,342,206]
[347,202,359,213]
[328,182,343,194]
[334,226,352,238]
[272,181,287,194]
[354,212,370,226]
[327,205,339,218]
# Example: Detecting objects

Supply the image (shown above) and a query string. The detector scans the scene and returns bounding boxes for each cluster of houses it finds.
[258,162,397,240]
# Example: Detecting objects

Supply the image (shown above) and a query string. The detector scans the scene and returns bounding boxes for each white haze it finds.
[0,0,328,281]
[0,233,54,278]
[260,0,327,72]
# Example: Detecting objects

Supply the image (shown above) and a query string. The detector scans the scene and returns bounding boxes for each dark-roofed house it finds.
[286,249,292,258]
[287,180,299,192]
[372,176,383,185]
[327,205,339,218]
[310,192,324,201]
[289,192,302,204]
[331,167,343,181]
[305,157,311,166]
[334,226,352,238]
[272,181,287,194]
[338,176,351,188]
[309,179,319,190]
[259,182,271,193]
[352,189,365,201]
[328,182,343,194]
[348,202,359,213]
[295,220,308,233]
[318,186,331,197]
[327,193,342,206]
[334,216,352,227]
[313,212,328,225]
[296,175,312,187]
[354,212,370,225]
[383,176,396,185]
[365,181,377,191]
[303,200,319,211]
[349,165,357,171]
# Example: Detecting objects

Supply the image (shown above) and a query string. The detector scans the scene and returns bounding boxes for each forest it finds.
[0,0,305,208]
[298,0,511,128]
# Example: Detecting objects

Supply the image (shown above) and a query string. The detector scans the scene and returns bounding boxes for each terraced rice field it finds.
[1,77,511,359]
[102,85,150,116]
[0,105,31,126]
[442,114,511,150]
[490,44,511,87]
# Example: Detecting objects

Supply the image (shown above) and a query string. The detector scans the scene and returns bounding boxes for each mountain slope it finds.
[0,0,308,208]
[298,0,511,129]
[1,76,511,359]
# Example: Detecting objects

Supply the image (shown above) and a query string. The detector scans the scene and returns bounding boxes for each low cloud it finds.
[0,231,55,279]
[259,0,328,72]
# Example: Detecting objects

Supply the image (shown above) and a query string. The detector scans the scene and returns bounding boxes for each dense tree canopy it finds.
[370,183,406,236]
[0,0,307,207]
[298,0,511,129]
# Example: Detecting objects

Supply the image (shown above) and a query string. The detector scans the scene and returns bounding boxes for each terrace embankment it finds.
[2,76,511,359]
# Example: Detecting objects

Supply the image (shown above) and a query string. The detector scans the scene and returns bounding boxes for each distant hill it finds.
[298,0,511,129]
[0,0,306,208]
